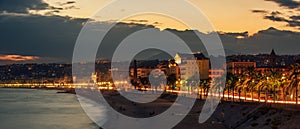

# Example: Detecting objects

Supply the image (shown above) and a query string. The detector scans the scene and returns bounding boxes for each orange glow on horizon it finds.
[0,55,39,61]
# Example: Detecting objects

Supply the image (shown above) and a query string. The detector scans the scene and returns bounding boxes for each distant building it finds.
[167,59,181,79]
[130,68,153,79]
[129,60,160,82]
[256,49,288,75]
[209,69,225,78]
[174,53,209,80]
[227,61,256,74]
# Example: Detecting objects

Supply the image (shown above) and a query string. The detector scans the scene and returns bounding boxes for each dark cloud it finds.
[0,0,77,15]
[252,10,268,13]
[49,6,64,10]
[271,11,282,15]
[58,1,76,6]
[153,22,162,25]
[64,5,79,10]
[97,24,300,59]
[0,14,88,62]
[0,0,49,13]
[241,27,300,54]
[264,15,300,28]
[65,1,76,5]
[252,9,300,29]
[257,1,300,29]
[265,0,300,9]
[264,15,287,22]
[44,10,61,15]
[290,15,300,20]
[220,32,249,38]
[288,20,300,27]
[126,19,149,23]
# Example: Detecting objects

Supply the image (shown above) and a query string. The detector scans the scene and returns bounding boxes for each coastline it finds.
[0,86,76,94]
[3,87,300,128]
[75,89,300,129]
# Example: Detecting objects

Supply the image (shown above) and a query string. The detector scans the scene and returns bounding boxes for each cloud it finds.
[264,15,287,22]
[57,1,76,6]
[0,14,88,62]
[0,0,77,16]
[252,9,268,13]
[271,11,282,15]
[125,19,149,24]
[288,20,300,27]
[64,5,79,10]
[0,54,39,61]
[55,1,78,10]
[97,23,300,58]
[252,8,300,29]
[290,15,300,20]
[254,1,300,29]
[48,6,64,10]
[264,15,300,28]
[265,0,300,9]
[219,32,249,38]
[0,0,49,13]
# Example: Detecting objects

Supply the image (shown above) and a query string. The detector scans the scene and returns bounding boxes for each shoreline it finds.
[2,87,300,128]
[77,89,300,129]
[0,86,76,94]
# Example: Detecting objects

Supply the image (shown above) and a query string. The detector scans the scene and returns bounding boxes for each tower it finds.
[133,60,138,82]
[270,49,277,67]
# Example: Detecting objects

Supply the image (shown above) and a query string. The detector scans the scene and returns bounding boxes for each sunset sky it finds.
[41,0,300,35]
[0,0,300,63]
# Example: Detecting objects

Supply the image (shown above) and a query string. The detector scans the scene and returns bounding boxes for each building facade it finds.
[227,62,257,74]
[174,53,209,80]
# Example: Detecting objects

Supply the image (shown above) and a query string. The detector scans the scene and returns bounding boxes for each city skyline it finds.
[2,1,300,129]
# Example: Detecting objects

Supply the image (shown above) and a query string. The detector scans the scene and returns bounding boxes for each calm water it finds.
[0,88,99,129]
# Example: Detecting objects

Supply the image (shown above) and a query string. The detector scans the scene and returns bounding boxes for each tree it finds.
[226,73,238,102]
[255,80,264,102]
[199,80,209,100]
[287,63,300,104]
[199,79,210,99]
[240,67,258,101]
[266,70,282,103]
[167,74,177,91]
[235,77,250,102]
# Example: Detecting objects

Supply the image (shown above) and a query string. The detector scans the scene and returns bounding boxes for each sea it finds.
[0,88,99,129]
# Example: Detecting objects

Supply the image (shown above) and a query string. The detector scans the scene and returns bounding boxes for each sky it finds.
[0,0,300,64]
[41,0,300,34]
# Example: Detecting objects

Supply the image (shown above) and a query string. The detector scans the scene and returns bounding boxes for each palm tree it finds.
[248,72,263,101]
[226,73,239,101]
[199,79,209,100]
[266,70,282,103]
[255,80,264,102]
[279,76,288,101]
[167,74,177,91]
[241,67,258,101]
[287,63,300,104]
[247,79,256,101]
[235,78,243,102]
[235,76,250,102]
[204,79,211,98]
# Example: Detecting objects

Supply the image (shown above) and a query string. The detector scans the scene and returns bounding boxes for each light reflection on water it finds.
[0,88,99,129]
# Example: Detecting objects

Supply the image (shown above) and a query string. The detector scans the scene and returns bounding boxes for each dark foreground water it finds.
[0,88,99,129]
